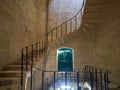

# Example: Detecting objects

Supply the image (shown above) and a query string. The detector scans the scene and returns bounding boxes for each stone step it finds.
[0,71,26,78]
[15,60,27,65]
[0,78,23,86]
[0,85,21,90]
[86,0,106,5]
[14,60,39,65]
[4,65,31,71]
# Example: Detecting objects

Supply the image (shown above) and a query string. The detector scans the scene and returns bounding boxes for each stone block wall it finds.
[46,30,97,71]
[94,0,120,86]
[0,0,46,70]
[46,0,120,88]
[48,0,83,31]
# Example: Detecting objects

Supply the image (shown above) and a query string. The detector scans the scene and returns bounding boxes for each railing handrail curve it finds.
[48,0,85,33]
[21,1,86,90]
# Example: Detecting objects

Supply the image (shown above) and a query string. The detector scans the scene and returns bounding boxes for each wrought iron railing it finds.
[21,39,45,90]
[47,0,85,44]
[21,65,110,90]
[39,66,110,90]
[20,0,87,90]
[84,65,111,90]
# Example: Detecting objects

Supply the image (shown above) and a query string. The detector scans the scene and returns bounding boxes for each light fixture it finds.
[61,85,71,89]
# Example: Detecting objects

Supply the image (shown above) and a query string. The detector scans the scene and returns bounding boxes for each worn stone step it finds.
[15,60,27,65]
[0,85,21,90]
[4,65,31,71]
[0,78,24,86]
[0,71,26,78]
[14,60,39,65]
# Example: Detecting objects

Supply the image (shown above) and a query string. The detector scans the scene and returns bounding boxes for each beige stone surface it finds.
[46,0,120,88]
[0,0,120,89]
[0,0,46,70]
[48,0,83,31]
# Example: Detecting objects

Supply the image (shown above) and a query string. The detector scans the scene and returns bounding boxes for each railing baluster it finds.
[70,20,72,32]
[66,22,67,34]
[106,72,109,90]
[53,72,55,90]
[21,49,24,90]
[91,67,94,90]
[30,45,34,90]
[75,16,77,29]
[20,1,87,90]
[56,28,57,39]
[61,25,62,36]
[84,65,87,82]
[77,72,80,90]
[42,40,44,55]
[42,71,44,90]
[95,68,98,90]
[36,43,38,61]
[51,31,53,42]
[43,39,45,52]
[26,47,28,71]
[65,72,67,87]
[39,42,40,57]
[100,69,103,90]
[104,73,107,90]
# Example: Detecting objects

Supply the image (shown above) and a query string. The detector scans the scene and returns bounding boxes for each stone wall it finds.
[46,0,120,88]
[48,0,83,31]
[0,0,46,70]
[94,0,120,86]
[46,30,97,71]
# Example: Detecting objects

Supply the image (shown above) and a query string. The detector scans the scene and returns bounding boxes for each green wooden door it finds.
[57,48,73,71]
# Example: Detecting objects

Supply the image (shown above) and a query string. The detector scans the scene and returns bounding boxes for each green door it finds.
[57,48,73,71]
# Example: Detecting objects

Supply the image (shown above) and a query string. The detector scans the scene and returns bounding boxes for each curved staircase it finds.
[0,0,111,90]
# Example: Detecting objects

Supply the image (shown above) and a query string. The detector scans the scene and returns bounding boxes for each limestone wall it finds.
[48,0,83,31]
[94,0,120,86]
[46,0,120,88]
[46,30,96,71]
[0,0,46,69]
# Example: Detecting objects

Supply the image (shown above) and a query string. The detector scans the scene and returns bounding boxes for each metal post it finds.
[77,72,80,90]
[104,72,109,90]
[95,68,98,90]
[70,72,71,84]
[84,66,86,82]
[51,31,53,42]
[90,72,94,90]
[42,40,44,54]
[61,25,63,36]
[36,43,38,60]
[70,20,72,32]
[75,16,77,29]
[30,45,34,90]
[65,72,67,90]
[21,49,24,90]
[56,28,57,39]
[39,42,40,57]
[45,0,49,48]
[104,73,107,90]
[26,47,28,71]
[42,71,44,90]
[100,69,103,90]
[66,22,67,34]
[106,72,109,90]
[53,72,56,90]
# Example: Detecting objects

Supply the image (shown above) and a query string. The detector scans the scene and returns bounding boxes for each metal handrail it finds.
[21,0,85,90]
[47,0,85,43]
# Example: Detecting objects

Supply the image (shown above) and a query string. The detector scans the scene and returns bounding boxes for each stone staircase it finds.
[81,0,106,31]
[47,0,107,55]
[0,0,108,90]
[0,54,42,90]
